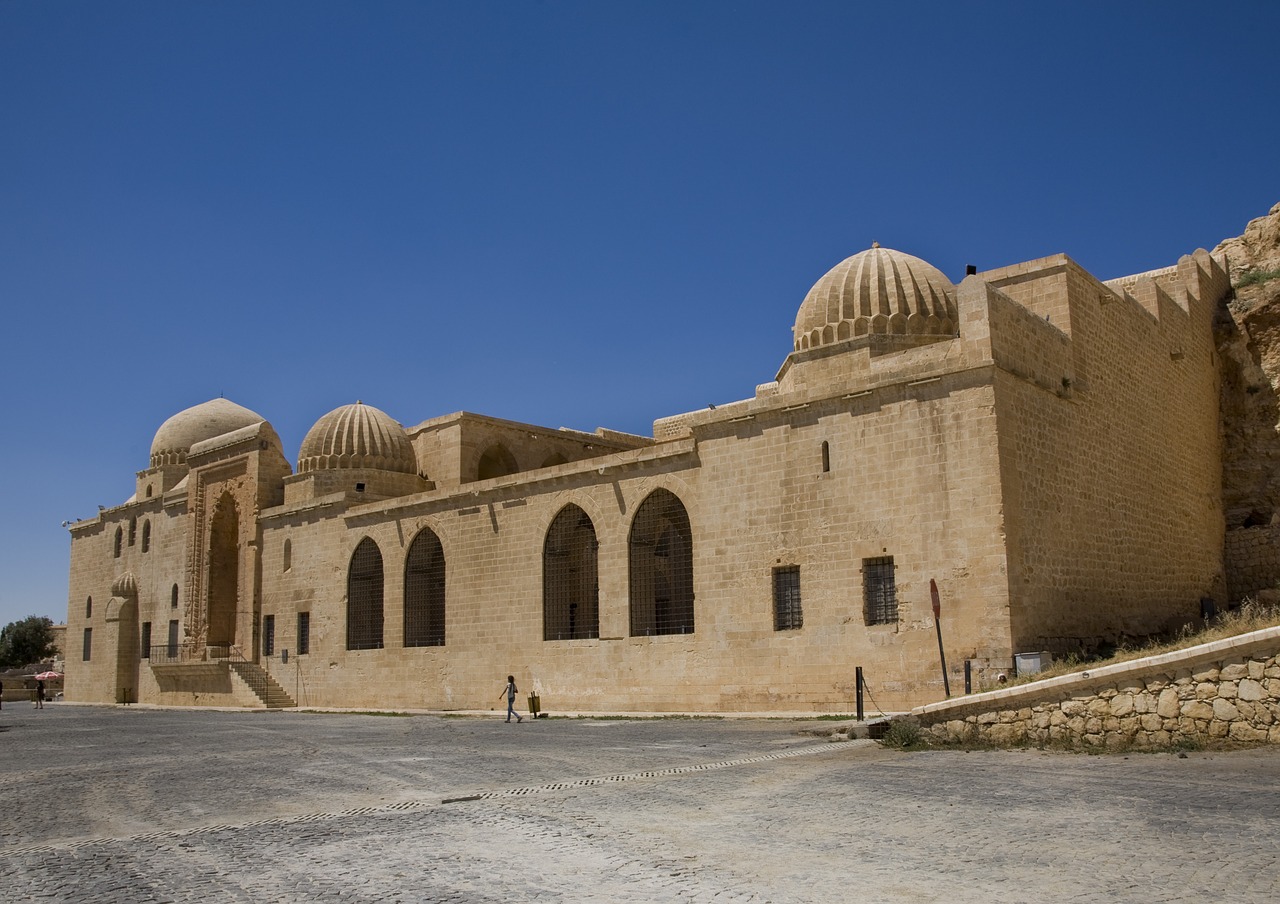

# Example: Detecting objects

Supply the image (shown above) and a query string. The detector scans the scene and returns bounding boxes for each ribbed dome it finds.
[298,402,417,475]
[150,399,266,468]
[793,245,958,351]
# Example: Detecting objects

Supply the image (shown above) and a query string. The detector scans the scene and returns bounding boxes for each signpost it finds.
[930,579,951,698]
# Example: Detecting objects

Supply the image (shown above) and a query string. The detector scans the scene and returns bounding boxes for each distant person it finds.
[35,680,45,710]
[499,675,523,723]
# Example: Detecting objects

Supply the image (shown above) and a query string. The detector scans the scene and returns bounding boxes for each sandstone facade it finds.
[65,240,1232,712]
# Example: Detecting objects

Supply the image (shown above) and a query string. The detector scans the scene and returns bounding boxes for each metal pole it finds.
[964,660,972,695]
[930,579,951,698]
[855,666,864,722]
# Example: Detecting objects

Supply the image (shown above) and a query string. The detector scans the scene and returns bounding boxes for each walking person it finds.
[35,679,45,710]
[499,675,523,723]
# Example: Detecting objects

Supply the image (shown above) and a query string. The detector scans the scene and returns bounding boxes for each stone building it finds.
[64,242,1232,712]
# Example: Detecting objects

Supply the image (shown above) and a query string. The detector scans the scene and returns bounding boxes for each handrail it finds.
[148,643,248,665]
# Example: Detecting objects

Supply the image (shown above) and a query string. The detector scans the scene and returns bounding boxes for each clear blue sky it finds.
[2,1,1278,628]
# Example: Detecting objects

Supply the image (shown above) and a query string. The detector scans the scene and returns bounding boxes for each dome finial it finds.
[872,241,881,249]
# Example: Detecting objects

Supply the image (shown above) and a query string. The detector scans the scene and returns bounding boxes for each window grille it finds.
[167,620,179,658]
[263,614,275,657]
[347,537,385,650]
[773,566,803,630]
[543,505,600,640]
[140,622,151,659]
[863,556,898,625]
[82,627,92,661]
[629,489,695,636]
[404,529,446,647]
[297,611,310,655]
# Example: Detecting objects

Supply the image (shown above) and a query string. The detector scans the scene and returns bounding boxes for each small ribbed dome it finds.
[793,245,958,352]
[111,572,138,598]
[298,402,417,475]
[150,399,266,468]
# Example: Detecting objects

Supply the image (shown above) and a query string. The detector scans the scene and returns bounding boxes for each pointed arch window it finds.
[141,520,151,553]
[629,489,695,636]
[404,528,446,647]
[347,538,385,650]
[543,505,599,641]
[113,527,123,558]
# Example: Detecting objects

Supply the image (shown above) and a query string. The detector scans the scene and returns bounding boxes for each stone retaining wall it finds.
[911,625,1280,749]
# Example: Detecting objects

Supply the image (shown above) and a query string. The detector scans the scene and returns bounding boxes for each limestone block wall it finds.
[914,625,1280,748]
[986,253,1226,652]
[253,366,1012,713]
[1225,525,1280,601]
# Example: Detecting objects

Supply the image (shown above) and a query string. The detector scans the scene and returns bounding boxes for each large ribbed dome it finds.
[150,399,266,468]
[298,402,417,474]
[793,245,958,352]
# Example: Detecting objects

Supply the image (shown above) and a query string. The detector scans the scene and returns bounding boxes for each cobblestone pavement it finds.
[1,705,1278,902]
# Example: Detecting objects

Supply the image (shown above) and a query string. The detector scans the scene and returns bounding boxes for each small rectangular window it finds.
[263,614,275,657]
[773,566,803,630]
[297,611,310,655]
[863,556,898,625]
[141,622,152,659]
[82,627,93,661]
[167,620,179,658]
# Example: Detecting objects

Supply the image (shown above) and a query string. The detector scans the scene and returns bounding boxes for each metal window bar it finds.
[773,566,803,630]
[543,506,600,641]
[863,556,897,625]
[629,490,695,636]
[404,530,446,647]
[140,622,152,660]
[297,611,310,656]
[347,538,385,650]
[262,614,275,657]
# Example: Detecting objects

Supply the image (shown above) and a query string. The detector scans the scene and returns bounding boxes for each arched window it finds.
[347,537,384,650]
[128,517,137,546]
[543,505,599,641]
[170,584,179,609]
[821,441,830,473]
[404,528,446,647]
[85,596,93,619]
[141,520,151,553]
[113,527,123,558]
[629,489,695,636]
[477,443,518,480]
[282,538,292,572]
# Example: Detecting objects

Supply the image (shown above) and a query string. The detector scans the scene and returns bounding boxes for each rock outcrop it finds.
[1214,202,1280,600]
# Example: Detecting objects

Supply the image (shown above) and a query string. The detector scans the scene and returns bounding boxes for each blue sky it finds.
[2,1,1278,629]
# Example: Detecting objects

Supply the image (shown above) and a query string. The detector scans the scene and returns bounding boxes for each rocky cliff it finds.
[1213,201,1280,600]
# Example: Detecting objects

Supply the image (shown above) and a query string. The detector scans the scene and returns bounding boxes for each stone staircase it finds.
[228,660,297,709]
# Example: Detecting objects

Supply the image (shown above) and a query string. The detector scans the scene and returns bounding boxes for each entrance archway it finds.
[207,491,240,649]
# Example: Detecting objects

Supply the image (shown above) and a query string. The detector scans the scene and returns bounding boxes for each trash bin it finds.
[528,693,540,717]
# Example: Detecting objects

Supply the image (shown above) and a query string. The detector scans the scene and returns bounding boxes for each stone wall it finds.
[912,625,1280,748]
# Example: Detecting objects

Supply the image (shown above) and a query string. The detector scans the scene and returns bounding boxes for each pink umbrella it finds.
[33,671,62,681]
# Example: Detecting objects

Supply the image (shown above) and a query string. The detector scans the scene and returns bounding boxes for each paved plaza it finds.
[1,704,1277,902]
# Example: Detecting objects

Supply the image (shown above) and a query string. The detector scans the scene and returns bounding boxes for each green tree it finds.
[0,616,57,669]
